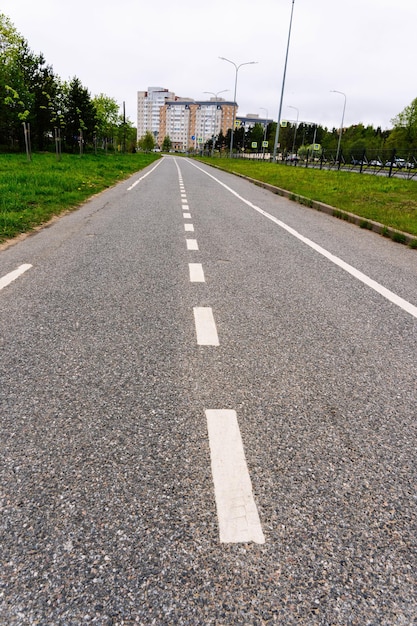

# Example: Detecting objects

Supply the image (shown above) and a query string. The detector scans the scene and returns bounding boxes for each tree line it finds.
[206,105,417,163]
[0,13,136,153]
[2,11,417,160]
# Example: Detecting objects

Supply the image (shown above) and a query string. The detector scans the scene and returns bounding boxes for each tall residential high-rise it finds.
[137,86,237,151]
[137,87,175,143]
[159,97,236,151]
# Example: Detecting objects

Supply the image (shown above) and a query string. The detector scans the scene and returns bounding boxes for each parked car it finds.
[369,159,383,166]
[385,158,405,168]
[285,153,300,162]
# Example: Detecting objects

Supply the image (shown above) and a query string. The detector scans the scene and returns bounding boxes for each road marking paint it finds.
[186,239,199,250]
[183,212,192,219]
[182,204,189,210]
[127,160,163,190]
[0,264,33,291]
[181,198,188,204]
[188,160,417,320]
[189,263,205,282]
[193,307,219,345]
[205,409,265,544]
[184,223,194,232]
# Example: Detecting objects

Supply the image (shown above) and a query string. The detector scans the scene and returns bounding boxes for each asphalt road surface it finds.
[1,156,417,625]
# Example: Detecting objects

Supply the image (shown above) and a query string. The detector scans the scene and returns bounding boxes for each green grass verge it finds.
[0,152,160,243]
[196,158,417,238]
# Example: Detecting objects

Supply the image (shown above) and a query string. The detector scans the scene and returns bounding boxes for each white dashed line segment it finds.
[205,409,265,544]
[184,223,194,232]
[193,307,219,345]
[186,239,199,250]
[189,263,205,283]
[0,264,33,291]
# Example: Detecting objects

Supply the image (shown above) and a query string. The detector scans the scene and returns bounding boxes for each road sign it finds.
[251,142,258,148]
[262,141,268,148]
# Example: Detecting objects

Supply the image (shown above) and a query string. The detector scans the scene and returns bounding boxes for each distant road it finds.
[1,156,417,624]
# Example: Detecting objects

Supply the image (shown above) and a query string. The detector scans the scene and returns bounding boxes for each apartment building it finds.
[158,97,236,151]
[136,87,175,143]
[137,86,237,150]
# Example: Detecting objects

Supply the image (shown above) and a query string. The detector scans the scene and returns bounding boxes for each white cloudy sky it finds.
[2,0,416,130]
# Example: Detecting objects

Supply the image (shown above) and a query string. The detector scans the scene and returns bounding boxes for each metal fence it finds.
[227,148,417,180]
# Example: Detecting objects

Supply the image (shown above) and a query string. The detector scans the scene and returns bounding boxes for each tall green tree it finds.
[162,135,172,152]
[387,98,417,153]
[93,93,120,149]
[62,77,97,151]
[0,13,30,147]
[0,13,61,150]
[137,130,155,152]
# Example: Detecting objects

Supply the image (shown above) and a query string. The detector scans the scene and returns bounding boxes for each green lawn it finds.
[196,157,417,241]
[1,152,416,246]
[0,152,160,243]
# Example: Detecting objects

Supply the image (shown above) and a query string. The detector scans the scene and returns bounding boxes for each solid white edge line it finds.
[186,159,417,320]
[206,409,265,544]
[0,264,33,291]
[193,307,219,345]
[127,159,164,190]
[189,263,205,282]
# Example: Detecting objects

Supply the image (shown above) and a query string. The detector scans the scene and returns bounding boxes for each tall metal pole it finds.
[204,90,229,156]
[330,90,346,163]
[288,105,299,155]
[272,0,296,162]
[219,57,257,158]
[260,107,268,158]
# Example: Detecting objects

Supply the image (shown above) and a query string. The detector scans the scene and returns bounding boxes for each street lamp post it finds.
[331,90,346,164]
[288,105,299,155]
[273,0,296,161]
[260,107,268,158]
[219,57,257,158]
[204,89,229,157]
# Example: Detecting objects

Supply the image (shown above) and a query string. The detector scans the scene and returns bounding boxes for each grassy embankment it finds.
[197,157,417,246]
[1,153,416,247]
[0,152,160,244]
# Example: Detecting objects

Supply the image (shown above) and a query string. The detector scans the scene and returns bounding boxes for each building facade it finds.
[158,97,236,151]
[136,87,175,143]
[137,86,239,151]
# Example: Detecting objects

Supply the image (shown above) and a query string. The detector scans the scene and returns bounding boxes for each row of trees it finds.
[203,106,417,162]
[0,13,136,153]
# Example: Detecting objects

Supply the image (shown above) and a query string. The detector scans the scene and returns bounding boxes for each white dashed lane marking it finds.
[184,223,194,232]
[183,213,192,219]
[0,264,33,291]
[186,239,199,250]
[189,263,205,283]
[193,307,219,345]
[206,409,265,544]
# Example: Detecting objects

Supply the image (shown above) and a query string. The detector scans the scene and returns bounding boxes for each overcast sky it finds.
[2,0,416,130]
